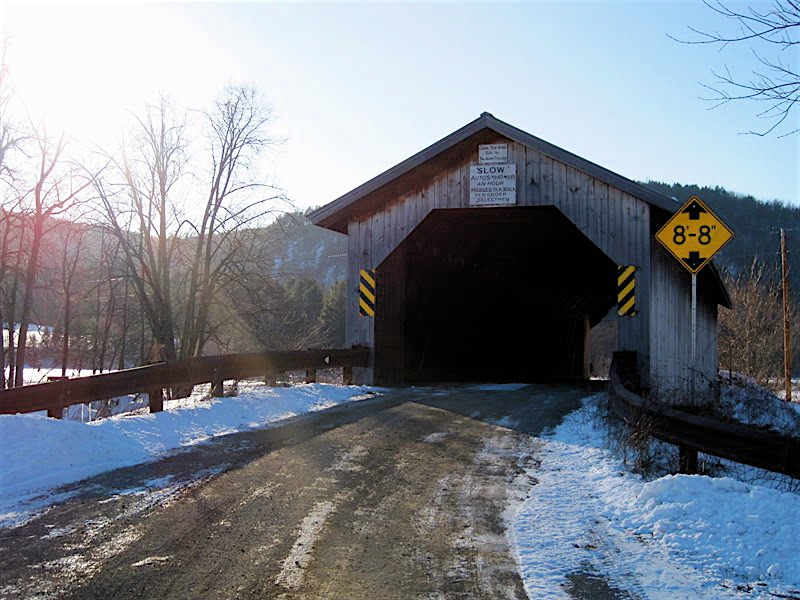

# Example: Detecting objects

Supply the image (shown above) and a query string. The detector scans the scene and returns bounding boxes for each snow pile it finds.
[0,383,379,523]
[511,394,800,599]
[718,371,800,436]
[615,474,799,584]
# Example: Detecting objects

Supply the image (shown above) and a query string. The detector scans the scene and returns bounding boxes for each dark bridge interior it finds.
[374,207,617,385]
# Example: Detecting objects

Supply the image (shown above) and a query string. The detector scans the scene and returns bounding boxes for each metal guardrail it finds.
[609,352,800,478]
[0,347,370,418]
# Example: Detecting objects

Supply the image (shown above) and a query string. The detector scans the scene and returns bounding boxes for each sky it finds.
[1,1,798,211]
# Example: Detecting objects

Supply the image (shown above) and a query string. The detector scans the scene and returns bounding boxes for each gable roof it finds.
[308,112,680,231]
[309,112,731,308]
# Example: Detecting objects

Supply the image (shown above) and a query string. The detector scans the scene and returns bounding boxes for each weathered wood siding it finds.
[345,135,656,385]
[649,238,718,403]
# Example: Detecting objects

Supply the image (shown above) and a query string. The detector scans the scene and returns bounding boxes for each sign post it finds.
[691,272,697,385]
[655,195,733,401]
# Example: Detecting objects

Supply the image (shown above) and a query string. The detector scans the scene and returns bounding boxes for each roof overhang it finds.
[309,112,680,232]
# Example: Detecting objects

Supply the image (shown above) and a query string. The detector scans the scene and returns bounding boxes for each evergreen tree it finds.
[318,281,346,348]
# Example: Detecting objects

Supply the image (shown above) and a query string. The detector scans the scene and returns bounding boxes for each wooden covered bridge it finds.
[309,113,730,403]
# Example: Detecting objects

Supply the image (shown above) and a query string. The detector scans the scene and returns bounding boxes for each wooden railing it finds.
[0,346,370,419]
[608,352,800,478]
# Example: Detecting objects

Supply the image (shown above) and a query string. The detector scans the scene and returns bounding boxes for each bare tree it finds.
[90,233,126,373]
[178,85,287,359]
[96,97,186,361]
[719,259,799,387]
[97,87,287,368]
[12,125,95,386]
[0,208,25,387]
[675,1,800,136]
[0,39,25,186]
[52,221,88,376]
[0,38,26,387]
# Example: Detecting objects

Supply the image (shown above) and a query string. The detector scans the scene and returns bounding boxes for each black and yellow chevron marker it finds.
[617,265,636,317]
[359,269,376,317]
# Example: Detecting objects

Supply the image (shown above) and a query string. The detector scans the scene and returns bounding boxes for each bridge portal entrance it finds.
[374,207,617,385]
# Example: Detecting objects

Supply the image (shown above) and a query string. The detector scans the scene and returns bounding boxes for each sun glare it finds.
[1,3,234,147]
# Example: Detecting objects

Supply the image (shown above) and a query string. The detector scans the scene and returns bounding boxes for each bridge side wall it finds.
[649,238,719,404]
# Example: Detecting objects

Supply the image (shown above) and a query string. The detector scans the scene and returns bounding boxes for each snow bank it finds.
[615,474,799,584]
[0,383,379,522]
[510,395,800,599]
[718,371,800,436]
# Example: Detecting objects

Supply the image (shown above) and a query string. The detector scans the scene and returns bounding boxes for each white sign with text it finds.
[469,164,517,206]
[478,143,508,164]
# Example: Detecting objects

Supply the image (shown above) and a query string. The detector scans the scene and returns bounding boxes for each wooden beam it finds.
[148,389,163,413]
[342,366,353,386]
[211,369,224,397]
[679,446,698,474]
[781,229,792,403]
[583,314,591,380]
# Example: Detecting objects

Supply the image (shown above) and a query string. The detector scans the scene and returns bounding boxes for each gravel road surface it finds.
[0,383,600,599]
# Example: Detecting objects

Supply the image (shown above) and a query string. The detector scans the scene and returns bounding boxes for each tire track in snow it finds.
[276,443,367,592]
[275,497,339,590]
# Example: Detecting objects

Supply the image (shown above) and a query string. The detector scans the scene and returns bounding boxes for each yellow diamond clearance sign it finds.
[655,196,734,274]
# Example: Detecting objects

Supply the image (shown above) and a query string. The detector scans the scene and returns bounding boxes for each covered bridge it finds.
[309,113,730,404]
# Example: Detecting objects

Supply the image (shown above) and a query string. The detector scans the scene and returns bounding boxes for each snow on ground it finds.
[0,383,380,527]
[10,367,102,387]
[474,383,530,392]
[509,394,800,599]
[718,372,800,436]
[2,324,53,346]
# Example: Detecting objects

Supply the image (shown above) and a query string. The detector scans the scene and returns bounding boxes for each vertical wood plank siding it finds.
[343,136,716,399]
[649,237,718,403]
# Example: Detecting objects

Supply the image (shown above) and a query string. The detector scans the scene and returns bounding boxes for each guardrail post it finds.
[305,369,317,384]
[48,387,66,419]
[342,366,353,385]
[679,446,698,475]
[211,369,224,397]
[148,389,163,413]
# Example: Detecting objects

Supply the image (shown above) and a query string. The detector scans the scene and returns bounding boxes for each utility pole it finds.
[781,229,792,402]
